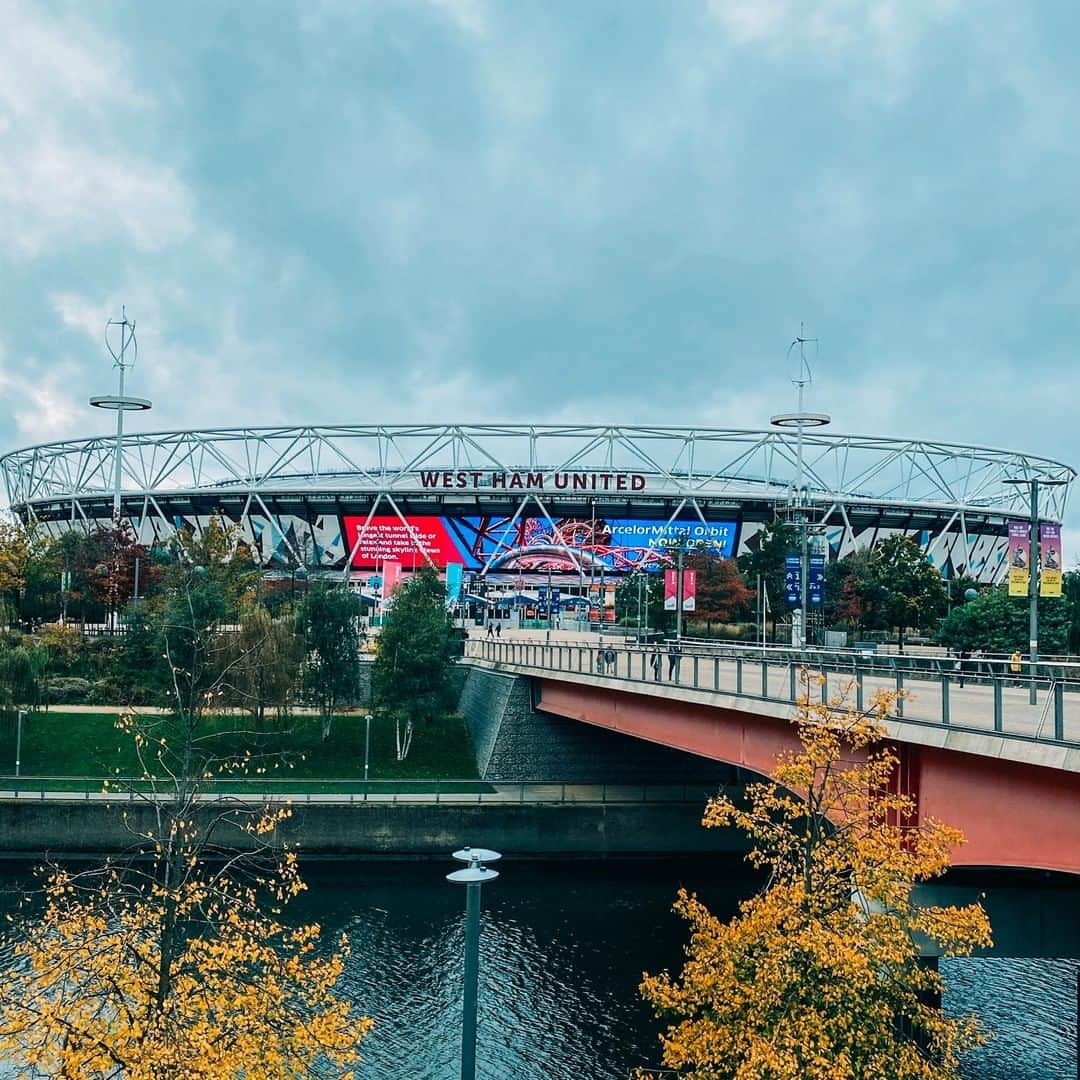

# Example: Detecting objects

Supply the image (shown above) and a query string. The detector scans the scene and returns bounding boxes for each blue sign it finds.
[445,562,463,605]
[551,587,561,614]
[808,554,826,608]
[784,553,802,608]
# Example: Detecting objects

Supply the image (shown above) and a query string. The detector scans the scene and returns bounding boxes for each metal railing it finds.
[466,640,1080,747]
[0,777,719,805]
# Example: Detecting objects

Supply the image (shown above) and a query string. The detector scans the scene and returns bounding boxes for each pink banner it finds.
[664,569,678,611]
[682,569,697,612]
[380,560,402,612]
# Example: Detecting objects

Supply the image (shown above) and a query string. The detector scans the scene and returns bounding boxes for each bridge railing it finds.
[465,640,1080,747]
[0,777,720,805]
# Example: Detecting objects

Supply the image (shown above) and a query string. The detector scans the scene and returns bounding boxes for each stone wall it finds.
[458,665,741,786]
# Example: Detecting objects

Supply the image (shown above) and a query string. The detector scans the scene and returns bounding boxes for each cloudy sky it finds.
[2,1,1079,521]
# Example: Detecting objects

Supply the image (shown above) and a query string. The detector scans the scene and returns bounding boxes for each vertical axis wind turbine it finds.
[90,307,152,519]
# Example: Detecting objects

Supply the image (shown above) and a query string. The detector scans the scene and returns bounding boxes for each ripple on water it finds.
[945,957,1079,1080]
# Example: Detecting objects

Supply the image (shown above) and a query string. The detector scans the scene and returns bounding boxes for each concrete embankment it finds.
[0,798,743,858]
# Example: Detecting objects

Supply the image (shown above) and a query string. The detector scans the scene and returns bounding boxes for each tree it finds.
[641,679,992,1079]
[0,639,49,718]
[1063,570,1080,654]
[872,536,948,650]
[0,519,29,622]
[297,581,363,740]
[372,566,458,760]
[88,519,159,620]
[937,584,1071,655]
[685,552,754,624]
[221,602,304,729]
[738,520,799,640]
[0,569,368,1074]
[824,547,886,636]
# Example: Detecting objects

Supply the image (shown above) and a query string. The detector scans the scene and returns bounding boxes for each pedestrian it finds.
[1010,649,1023,687]
[486,622,494,639]
[667,641,681,680]
[650,648,662,682]
[495,622,502,639]
[971,648,984,679]
[604,647,616,676]
[956,649,966,688]
[597,646,606,675]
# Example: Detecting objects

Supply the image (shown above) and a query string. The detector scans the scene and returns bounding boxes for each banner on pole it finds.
[445,562,463,605]
[808,554,826,608]
[664,569,678,611]
[784,553,802,608]
[1007,522,1030,597]
[682,569,697,612]
[1040,523,1063,597]
[380,559,403,612]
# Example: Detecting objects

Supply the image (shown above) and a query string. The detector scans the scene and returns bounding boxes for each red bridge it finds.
[466,638,1080,876]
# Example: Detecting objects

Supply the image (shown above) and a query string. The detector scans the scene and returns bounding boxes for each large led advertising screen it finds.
[343,514,737,571]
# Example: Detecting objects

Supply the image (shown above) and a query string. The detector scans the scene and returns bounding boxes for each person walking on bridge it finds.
[650,648,663,682]
[1010,649,1023,687]
[667,641,682,681]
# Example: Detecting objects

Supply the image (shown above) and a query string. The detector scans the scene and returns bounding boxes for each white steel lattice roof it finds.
[1,424,1073,521]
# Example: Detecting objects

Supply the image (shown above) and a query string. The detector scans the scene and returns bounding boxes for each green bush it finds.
[44,677,93,705]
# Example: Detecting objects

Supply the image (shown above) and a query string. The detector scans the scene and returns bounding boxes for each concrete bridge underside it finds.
[536,677,1080,877]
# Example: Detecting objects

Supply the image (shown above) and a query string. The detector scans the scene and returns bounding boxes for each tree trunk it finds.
[321,706,333,741]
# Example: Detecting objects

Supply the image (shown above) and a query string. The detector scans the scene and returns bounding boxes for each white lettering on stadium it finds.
[417,471,647,491]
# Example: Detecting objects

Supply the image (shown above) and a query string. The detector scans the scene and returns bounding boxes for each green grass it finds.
[0,710,480,786]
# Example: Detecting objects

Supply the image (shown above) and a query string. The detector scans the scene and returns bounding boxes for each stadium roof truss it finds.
[1,425,1072,521]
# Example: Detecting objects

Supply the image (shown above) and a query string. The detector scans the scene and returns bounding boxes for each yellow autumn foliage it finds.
[0,836,369,1078]
[640,674,992,1080]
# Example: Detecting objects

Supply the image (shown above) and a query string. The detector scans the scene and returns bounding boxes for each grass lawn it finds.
[0,710,480,787]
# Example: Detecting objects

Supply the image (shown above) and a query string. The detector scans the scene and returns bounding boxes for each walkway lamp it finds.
[1002,477,1068,704]
[90,308,151,521]
[770,329,830,648]
[446,846,501,1080]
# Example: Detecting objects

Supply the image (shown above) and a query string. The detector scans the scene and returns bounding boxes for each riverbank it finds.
[0,709,479,782]
[0,796,742,858]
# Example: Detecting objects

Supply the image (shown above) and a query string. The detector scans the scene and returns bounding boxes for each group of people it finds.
[484,622,502,639]
[595,642,683,681]
[952,648,1025,687]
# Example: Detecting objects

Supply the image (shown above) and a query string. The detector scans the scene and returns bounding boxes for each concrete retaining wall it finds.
[0,799,745,858]
[458,665,741,786]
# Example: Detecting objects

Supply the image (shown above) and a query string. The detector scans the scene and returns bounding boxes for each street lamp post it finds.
[446,846,501,1080]
[1003,477,1068,705]
[90,308,151,521]
[15,709,26,778]
[771,330,830,648]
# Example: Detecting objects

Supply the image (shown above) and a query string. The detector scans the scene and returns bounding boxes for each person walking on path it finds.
[1010,649,1023,687]
[495,622,501,638]
[667,641,682,681]
[486,622,494,639]
[650,648,663,682]
[604,647,617,676]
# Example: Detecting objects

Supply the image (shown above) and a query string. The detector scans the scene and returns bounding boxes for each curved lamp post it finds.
[446,846,501,1080]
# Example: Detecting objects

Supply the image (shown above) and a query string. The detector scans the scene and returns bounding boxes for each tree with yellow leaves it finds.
[0,553,370,1077]
[641,675,992,1080]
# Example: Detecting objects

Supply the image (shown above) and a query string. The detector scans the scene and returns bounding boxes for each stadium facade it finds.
[0,425,1073,593]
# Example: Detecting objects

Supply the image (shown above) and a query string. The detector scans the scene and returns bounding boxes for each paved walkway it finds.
[467,639,1080,746]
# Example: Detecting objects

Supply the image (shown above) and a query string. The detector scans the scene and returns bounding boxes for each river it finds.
[285,859,1078,1080]
[0,857,1073,1077]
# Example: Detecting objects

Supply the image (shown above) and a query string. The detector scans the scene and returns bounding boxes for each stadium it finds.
[0,424,1073,610]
